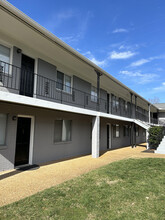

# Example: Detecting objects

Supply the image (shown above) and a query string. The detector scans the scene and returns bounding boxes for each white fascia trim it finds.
[0,91,152,127]
[0,91,98,116]
[0,91,135,121]
[99,112,133,122]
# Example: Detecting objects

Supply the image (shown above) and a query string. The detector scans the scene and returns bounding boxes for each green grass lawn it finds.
[1,158,165,220]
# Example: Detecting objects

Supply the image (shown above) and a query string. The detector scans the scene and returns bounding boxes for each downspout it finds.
[130,92,133,118]
[95,70,102,111]
[135,95,137,119]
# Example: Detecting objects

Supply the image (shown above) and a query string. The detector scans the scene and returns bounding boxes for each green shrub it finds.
[148,126,165,149]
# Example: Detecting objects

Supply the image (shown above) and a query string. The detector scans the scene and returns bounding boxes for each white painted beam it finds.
[92,116,100,158]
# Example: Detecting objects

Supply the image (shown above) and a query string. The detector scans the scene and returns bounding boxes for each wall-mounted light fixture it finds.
[12,116,17,121]
[17,48,22,54]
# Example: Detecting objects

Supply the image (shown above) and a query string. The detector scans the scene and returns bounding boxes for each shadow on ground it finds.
[0,164,40,181]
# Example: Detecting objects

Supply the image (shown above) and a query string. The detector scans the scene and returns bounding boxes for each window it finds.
[112,97,116,109]
[123,125,129,136]
[0,44,10,74]
[91,86,97,102]
[116,98,119,110]
[54,119,72,142]
[136,126,139,137]
[112,95,120,110]
[0,114,7,145]
[125,102,128,111]
[113,124,120,138]
[56,71,71,93]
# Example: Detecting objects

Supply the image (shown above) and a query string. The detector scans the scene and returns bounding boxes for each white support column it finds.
[92,116,100,158]
[146,130,149,149]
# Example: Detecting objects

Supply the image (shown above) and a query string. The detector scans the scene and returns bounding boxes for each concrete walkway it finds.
[1,144,165,207]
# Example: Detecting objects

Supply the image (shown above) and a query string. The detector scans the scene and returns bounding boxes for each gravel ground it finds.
[0,144,165,207]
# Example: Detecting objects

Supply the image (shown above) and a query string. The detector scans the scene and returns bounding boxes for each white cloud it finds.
[44,9,76,31]
[130,55,165,67]
[82,51,107,67]
[120,70,158,84]
[130,59,150,67]
[90,58,107,67]
[154,82,165,91]
[109,51,136,59]
[112,28,128,33]
[60,35,79,43]
[156,67,163,71]
[44,10,93,44]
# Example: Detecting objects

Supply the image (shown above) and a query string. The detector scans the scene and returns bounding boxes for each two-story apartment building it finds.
[0,0,159,171]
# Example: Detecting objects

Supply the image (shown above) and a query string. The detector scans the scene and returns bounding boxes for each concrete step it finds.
[155,135,165,154]
[155,149,165,154]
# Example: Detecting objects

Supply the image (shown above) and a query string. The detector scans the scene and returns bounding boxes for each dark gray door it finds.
[15,117,31,166]
[20,54,34,97]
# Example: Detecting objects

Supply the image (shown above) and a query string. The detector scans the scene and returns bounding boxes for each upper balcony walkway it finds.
[0,60,158,124]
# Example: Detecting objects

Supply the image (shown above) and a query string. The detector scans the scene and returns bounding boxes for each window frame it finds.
[113,124,120,138]
[116,97,119,110]
[0,113,8,147]
[56,70,72,94]
[54,119,72,143]
[91,86,98,103]
[125,101,128,112]
[0,41,13,76]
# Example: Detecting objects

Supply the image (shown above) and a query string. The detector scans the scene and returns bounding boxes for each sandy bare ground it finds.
[1,144,165,207]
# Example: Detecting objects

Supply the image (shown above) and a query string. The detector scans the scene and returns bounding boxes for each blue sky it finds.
[8,0,165,102]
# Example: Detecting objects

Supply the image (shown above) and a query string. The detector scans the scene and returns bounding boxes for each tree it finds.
[148,97,160,104]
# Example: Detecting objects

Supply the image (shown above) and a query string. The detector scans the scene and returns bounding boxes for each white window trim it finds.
[54,119,72,143]
[56,71,72,94]
[0,41,13,77]
[91,85,98,103]
[0,40,13,66]
[116,124,120,138]
[0,113,8,147]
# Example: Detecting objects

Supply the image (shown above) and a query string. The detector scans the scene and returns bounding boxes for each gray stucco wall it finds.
[136,126,146,144]
[158,112,165,118]
[158,112,165,125]
[33,110,92,164]
[0,102,92,171]
[100,89,107,113]
[73,75,91,108]
[111,121,131,149]
[0,102,147,171]
[100,118,132,150]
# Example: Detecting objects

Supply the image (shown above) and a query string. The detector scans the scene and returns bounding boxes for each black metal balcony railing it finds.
[0,60,158,124]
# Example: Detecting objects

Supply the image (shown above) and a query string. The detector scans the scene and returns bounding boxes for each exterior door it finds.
[107,124,112,149]
[15,117,31,166]
[20,54,34,97]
